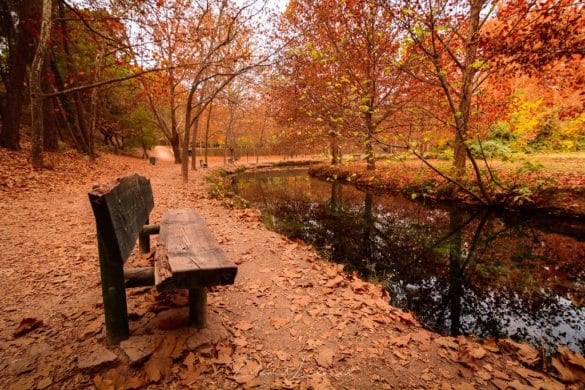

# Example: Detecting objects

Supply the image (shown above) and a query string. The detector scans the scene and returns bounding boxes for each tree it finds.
[0,0,42,150]
[395,0,496,201]
[277,0,409,169]
[30,0,53,167]
[136,0,194,164]
[178,0,262,183]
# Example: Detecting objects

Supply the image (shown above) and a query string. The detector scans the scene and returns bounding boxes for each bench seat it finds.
[155,209,237,291]
[154,209,237,328]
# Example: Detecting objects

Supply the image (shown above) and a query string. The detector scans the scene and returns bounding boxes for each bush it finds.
[467,139,511,159]
[490,121,517,142]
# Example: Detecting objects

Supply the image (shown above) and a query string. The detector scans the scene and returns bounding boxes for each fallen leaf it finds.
[558,346,585,370]
[233,337,248,347]
[499,339,540,366]
[390,334,411,347]
[456,349,479,370]
[435,336,459,350]
[235,321,253,331]
[275,350,290,361]
[81,320,102,339]
[180,368,202,386]
[315,348,335,368]
[232,374,256,385]
[125,374,146,390]
[93,375,113,390]
[325,275,344,288]
[551,358,577,383]
[470,346,487,360]
[183,352,196,370]
[283,269,302,279]
[13,318,44,338]
[271,317,289,330]
[482,339,499,353]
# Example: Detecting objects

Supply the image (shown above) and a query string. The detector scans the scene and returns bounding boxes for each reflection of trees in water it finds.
[233,172,585,354]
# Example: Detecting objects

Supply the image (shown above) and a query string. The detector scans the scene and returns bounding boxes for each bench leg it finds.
[139,218,150,253]
[188,288,207,328]
[98,236,129,344]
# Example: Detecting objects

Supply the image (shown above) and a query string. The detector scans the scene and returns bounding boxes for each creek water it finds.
[231,168,585,355]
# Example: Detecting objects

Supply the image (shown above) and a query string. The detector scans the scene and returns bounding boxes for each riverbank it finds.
[0,147,583,388]
[307,153,585,217]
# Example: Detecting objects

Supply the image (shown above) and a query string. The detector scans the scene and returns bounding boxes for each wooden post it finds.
[139,218,150,253]
[139,223,159,254]
[97,234,129,344]
[188,288,207,328]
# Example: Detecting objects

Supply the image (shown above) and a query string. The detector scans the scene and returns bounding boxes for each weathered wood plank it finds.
[89,174,154,264]
[155,209,237,292]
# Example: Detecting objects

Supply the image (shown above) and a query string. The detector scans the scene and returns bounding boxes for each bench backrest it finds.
[89,174,154,264]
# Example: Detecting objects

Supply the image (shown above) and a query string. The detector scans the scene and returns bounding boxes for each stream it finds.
[231,168,585,355]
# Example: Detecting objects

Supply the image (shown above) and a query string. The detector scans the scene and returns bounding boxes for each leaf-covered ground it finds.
[0,147,583,389]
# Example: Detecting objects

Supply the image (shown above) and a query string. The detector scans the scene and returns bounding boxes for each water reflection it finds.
[232,169,585,354]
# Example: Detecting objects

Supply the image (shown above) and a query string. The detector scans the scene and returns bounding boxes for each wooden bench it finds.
[88,174,237,344]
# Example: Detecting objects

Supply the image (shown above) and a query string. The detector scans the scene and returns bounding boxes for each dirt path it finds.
[0,150,576,389]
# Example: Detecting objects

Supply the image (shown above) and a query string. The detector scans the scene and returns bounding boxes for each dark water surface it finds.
[231,168,585,355]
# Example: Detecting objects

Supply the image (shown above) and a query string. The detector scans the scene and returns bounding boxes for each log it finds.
[124,267,154,288]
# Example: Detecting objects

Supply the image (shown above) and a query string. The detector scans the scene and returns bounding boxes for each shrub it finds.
[467,139,511,159]
[490,121,517,142]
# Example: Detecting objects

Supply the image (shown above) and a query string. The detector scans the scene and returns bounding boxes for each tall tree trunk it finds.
[453,0,482,179]
[30,0,53,167]
[190,116,199,171]
[50,58,89,152]
[329,129,339,165]
[43,98,59,151]
[170,134,181,164]
[181,88,196,183]
[204,102,213,165]
[364,106,375,170]
[58,1,91,156]
[0,0,42,150]
[87,48,104,162]
[169,70,181,164]
[42,53,58,151]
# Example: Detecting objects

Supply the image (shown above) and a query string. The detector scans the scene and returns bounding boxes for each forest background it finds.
[0,0,584,205]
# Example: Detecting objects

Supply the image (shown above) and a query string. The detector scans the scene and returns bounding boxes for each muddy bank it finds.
[308,163,585,218]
